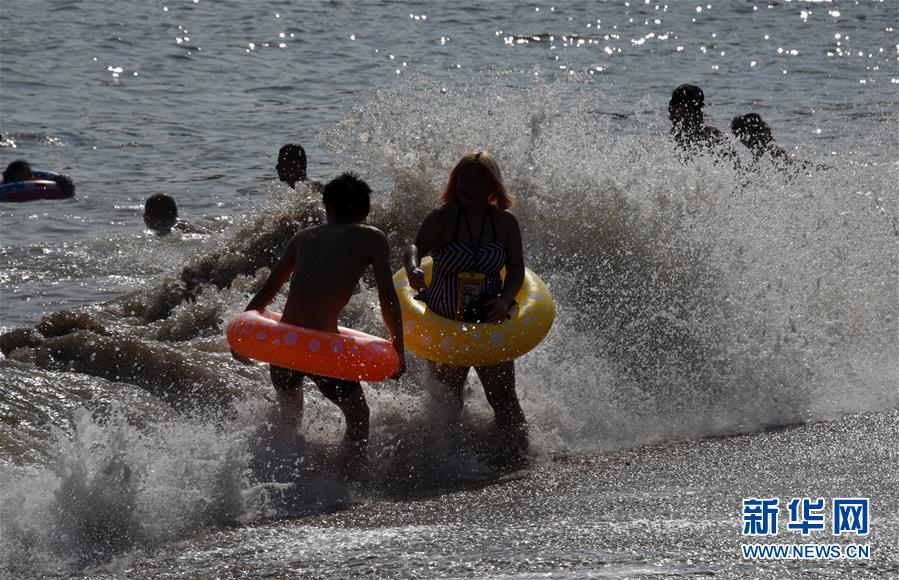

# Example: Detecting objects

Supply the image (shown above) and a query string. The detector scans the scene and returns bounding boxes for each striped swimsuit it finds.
[424,205,506,320]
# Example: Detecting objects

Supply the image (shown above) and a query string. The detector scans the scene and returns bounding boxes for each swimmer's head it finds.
[322,172,371,222]
[668,84,705,123]
[441,149,512,210]
[144,192,178,235]
[3,159,33,183]
[730,113,774,150]
[277,143,307,186]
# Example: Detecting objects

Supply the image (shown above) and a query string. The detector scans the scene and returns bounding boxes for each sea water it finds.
[1,1,897,577]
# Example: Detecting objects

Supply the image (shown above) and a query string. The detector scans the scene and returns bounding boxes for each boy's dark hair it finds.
[668,84,705,122]
[3,159,32,183]
[278,144,306,168]
[144,192,178,219]
[731,113,773,148]
[322,172,371,222]
[730,113,764,135]
[670,84,704,109]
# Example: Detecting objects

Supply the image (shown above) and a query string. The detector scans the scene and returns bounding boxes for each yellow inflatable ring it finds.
[393,257,555,366]
[227,310,400,381]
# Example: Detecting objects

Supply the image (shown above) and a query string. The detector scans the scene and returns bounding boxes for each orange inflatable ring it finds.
[226,309,400,381]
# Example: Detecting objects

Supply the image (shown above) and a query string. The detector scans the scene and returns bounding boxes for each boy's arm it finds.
[174,220,209,235]
[244,235,297,311]
[371,230,406,379]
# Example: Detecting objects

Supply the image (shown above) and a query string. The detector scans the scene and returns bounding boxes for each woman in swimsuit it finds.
[404,150,528,462]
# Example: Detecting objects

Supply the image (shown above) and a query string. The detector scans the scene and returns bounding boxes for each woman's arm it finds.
[484,212,524,323]
[403,208,446,291]
[500,213,525,304]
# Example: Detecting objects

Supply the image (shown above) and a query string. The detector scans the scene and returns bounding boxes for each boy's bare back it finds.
[241,171,405,378]
[279,223,391,331]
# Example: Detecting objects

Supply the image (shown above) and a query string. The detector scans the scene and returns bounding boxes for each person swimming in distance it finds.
[668,84,736,163]
[2,159,75,195]
[2,160,32,183]
[730,113,828,174]
[730,113,791,166]
[277,143,323,192]
[143,192,207,236]
[238,172,406,466]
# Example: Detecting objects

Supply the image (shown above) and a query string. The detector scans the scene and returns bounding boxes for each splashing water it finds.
[329,73,898,447]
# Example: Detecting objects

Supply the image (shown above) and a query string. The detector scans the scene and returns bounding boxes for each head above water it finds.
[3,159,33,183]
[668,84,705,124]
[277,143,307,186]
[144,192,178,234]
[441,149,512,211]
[322,172,371,222]
[730,113,774,150]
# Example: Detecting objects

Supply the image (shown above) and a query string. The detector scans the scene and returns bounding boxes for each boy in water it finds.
[730,113,827,174]
[143,192,206,235]
[3,159,76,195]
[277,143,323,192]
[2,160,33,183]
[730,113,790,166]
[668,84,736,163]
[240,172,406,460]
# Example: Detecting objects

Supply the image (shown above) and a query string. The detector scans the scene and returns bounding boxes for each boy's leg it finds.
[310,376,369,473]
[269,365,305,432]
[475,361,529,458]
[310,376,369,444]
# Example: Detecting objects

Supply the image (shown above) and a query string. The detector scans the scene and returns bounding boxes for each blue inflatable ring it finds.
[0,170,74,203]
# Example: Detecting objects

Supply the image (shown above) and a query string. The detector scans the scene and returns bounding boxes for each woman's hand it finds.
[483,297,511,323]
[406,267,426,292]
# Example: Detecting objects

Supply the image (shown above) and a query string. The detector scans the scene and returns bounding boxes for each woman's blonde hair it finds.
[440,149,512,210]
